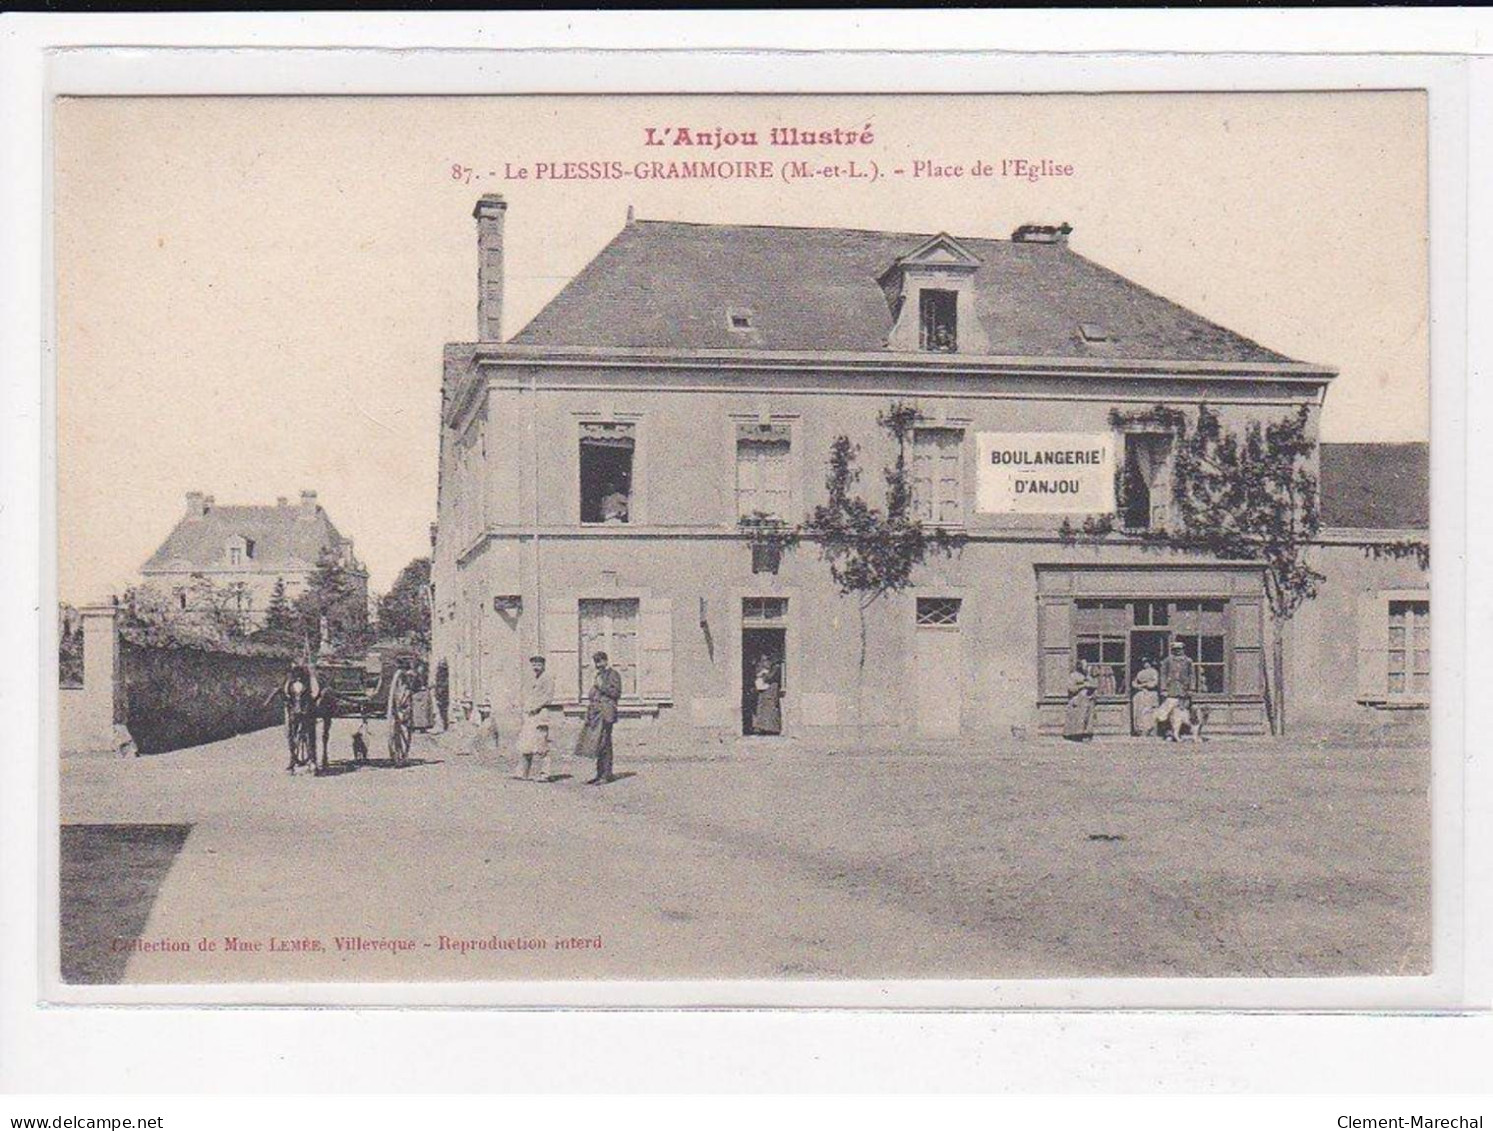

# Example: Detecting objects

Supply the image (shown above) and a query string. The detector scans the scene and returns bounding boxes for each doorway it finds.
[741,627,786,735]
[1129,629,1170,693]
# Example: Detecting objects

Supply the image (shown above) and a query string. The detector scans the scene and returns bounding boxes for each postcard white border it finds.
[3,12,1491,1092]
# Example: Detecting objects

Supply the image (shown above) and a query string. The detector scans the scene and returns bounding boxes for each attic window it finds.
[1080,322,1109,343]
[919,289,958,352]
[727,307,754,332]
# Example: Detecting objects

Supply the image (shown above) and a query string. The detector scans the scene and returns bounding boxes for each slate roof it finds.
[1319,443,1429,530]
[511,219,1302,364]
[142,502,351,573]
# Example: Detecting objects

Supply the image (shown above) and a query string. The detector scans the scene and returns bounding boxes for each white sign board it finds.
[975,432,1116,514]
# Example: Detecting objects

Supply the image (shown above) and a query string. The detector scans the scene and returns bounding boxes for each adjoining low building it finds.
[141,490,367,632]
[433,195,1429,742]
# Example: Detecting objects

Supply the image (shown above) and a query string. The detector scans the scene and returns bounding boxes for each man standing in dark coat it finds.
[575,651,623,785]
[1156,640,1196,742]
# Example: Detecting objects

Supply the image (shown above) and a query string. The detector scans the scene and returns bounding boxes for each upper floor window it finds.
[736,422,792,522]
[919,289,958,352]
[912,427,965,526]
[1121,433,1174,531]
[229,546,242,566]
[579,421,635,524]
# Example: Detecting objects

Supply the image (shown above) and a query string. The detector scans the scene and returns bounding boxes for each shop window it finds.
[1121,433,1174,531]
[912,428,965,525]
[916,597,962,627]
[1132,600,1170,627]
[579,598,639,698]
[919,289,958,352]
[1172,599,1228,693]
[1388,599,1430,697]
[1075,599,1128,697]
[736,422,792,521]
[579,422,635,524]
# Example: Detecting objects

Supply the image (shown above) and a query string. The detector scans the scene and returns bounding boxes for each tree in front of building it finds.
[252,576,299,647]
[377,556,432,649]
[1066,403,1323,735]
[117,578,243,650]
[294,548,370,656]
[794,402,964,669]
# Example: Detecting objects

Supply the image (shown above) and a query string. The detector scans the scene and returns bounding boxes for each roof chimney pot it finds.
[299,489,318,518]
[185,491,206,518]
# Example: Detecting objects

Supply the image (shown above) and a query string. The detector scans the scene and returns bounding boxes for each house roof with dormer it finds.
[141,500,355,575]
[509,218,1306,364]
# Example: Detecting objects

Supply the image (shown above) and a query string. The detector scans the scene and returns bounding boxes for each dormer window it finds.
[919,289,958,352]
[1080,322,1109,343]
[227,536,254,566]
[879,233,984,354]
[727,307,754,331]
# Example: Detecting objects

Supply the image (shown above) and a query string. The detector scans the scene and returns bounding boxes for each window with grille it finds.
[1388,599,1430,697]
[912,428,965,525]
[915,597,961,627]
[579,598,640,698]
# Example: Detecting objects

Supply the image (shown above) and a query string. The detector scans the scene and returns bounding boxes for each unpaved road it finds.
[58,721,1431,984]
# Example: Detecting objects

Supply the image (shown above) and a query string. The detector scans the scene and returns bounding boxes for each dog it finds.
[351,727,369,763]
[1166,702,1210,743]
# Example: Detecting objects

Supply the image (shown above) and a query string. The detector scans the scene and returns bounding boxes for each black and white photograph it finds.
[48,90,1437,992]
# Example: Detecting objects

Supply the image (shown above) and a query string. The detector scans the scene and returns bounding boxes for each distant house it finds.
[141,490,367,631]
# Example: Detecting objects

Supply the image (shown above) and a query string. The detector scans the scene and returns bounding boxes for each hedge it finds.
[121,641,289,755]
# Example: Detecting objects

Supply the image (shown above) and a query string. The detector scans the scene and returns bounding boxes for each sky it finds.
[54,92,1428,603]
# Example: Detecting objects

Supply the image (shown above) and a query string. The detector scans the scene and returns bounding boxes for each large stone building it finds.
[141,490,367,631]
[433,195,1429,742]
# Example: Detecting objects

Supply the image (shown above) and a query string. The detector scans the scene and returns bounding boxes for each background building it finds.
[141,490,367,632]
[434,195,1429,742]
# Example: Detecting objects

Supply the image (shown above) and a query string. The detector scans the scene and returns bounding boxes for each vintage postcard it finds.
[51,89,1437,1000]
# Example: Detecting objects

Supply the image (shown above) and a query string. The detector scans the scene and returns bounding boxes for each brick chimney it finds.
[299,489,318,518]
[1011,222,1073,245]
[185,491,206,518]
[474,194,507,341]
[277,496,289,507]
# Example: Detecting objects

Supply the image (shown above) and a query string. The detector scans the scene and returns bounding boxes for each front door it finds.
[915,597,963,736]
[1129,630,1171,689]
[742,627,786,735]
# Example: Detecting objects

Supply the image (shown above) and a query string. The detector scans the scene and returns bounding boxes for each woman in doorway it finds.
[1131,653,1161,737]
[750,656,782,736]
[1063,661,1097,741]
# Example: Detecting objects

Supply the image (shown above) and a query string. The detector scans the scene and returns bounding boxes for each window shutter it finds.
[736,444,759,517]
[762,445,791,518]
[1356,592,1388,702]
[545,597,581,702]
[939,439,962,524]
[640,596,674,700]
